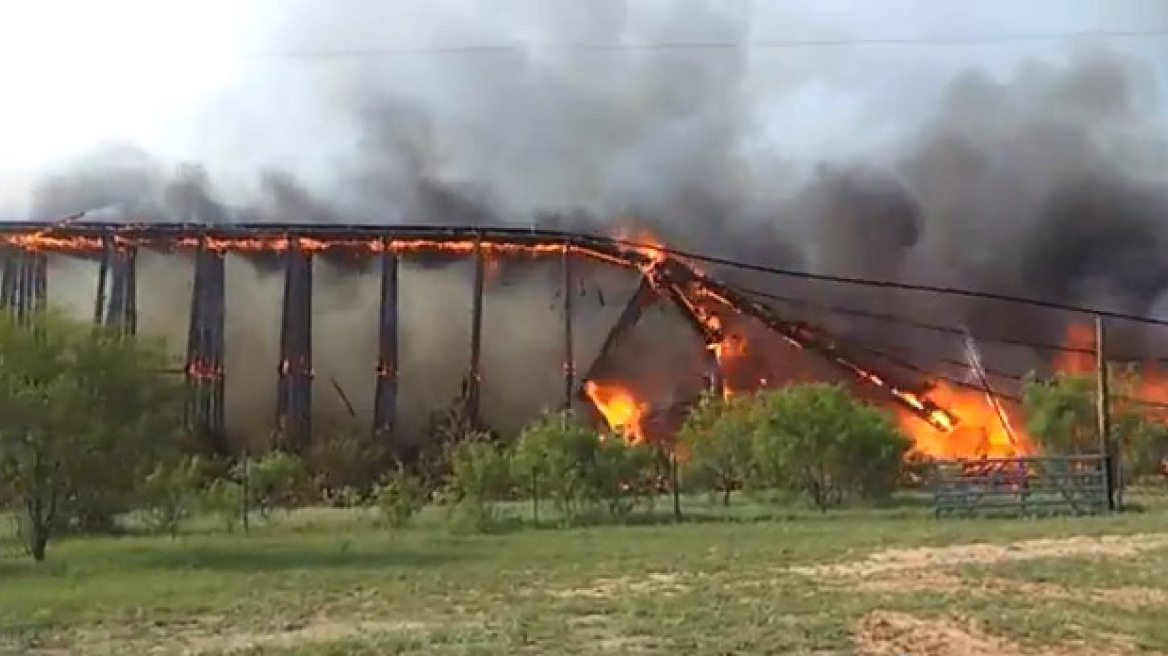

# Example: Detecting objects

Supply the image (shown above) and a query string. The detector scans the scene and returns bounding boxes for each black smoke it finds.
[16,2,1168,434]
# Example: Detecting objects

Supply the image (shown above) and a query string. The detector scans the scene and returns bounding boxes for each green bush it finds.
[201,478,244,533]
[677,391,756,505]
[444,432,512,532]
[513,410,654,524]
[1024,370,1168,484]
[139,456,206,537]
[374,466,428,528]
[237,451,309,518]
[749,383,912,510]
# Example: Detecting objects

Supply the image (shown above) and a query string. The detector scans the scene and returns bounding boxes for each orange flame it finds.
[898,380,1034,459]
[584,380,648,444]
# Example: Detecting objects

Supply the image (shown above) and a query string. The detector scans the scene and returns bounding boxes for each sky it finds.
[0,0,1166,214]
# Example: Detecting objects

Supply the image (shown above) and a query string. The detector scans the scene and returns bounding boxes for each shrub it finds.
[202,477,243,533]
[374,466,428,528]
[749,384,912,510]
[444,432,512,531]
[513,411,655,524]
[139,456,206,537]
[677,391,756,505]
[239,451,309,517]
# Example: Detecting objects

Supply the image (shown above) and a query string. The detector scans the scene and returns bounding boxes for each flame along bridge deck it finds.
[0,220,959,453]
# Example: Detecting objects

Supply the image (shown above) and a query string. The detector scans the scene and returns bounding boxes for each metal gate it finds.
[931,455,1109,518]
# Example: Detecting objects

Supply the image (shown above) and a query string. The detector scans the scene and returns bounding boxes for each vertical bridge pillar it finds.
[95,236,138,334]
[373,245,400,454]
[0,247,48,322]
[275,238,314,451]
[185,241,227,454]
[464,237,486,429]
[562,244,575,411]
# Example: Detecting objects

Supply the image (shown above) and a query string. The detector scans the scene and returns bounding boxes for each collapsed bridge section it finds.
[0,221,958,454]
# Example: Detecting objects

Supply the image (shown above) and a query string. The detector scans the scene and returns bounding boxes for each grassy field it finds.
[3,495,1168,655]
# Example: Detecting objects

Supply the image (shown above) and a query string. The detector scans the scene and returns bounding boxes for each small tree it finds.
[512,411,654,523]
[139,456,206,537]
[444,432,512,531]
[749,384,911,511]
[1023,371,1168,482]
[677,391,756,505]
[0,311,186,560]
[240,451,309,518]
[374,465,429,528]
[202,477,244,533]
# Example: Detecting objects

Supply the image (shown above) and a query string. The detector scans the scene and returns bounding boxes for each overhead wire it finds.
[236,28,1168,60]
[608,235,1168,331]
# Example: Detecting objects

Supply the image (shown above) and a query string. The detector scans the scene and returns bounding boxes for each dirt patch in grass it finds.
[844,569,1168,612]
[793,533,1168,578]
[553,572,688,599]
[184,617,431,653]
[853,610,1129,656]
[53,615,435,655]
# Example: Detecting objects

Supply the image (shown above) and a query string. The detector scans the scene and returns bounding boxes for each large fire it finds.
[897,381,1034,459]
[583,380,648,443]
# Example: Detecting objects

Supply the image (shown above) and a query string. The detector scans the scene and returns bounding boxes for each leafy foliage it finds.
[239,451,309,518]
[139,456,207,537]
[0,311,186,560]
[748,384,911,510]
[512,410,653,523]
[1023,371,1168,480]
[444,432,512,531]
[677,391,756,505]
[373,465,429,528]
[201,477,244,533]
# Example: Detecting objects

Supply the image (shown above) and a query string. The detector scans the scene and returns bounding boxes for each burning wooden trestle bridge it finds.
[0,221,960,454]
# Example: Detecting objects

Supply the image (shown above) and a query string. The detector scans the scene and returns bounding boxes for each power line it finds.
[610,235,1168,330]
[237,28,1168,60]
[837,334,1168,412]
[740,287,1168,363]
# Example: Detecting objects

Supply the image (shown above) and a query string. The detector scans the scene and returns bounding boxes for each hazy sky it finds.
[1,0,1165,210]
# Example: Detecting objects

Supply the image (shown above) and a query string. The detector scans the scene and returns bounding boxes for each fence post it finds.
[1095,315,1115,512]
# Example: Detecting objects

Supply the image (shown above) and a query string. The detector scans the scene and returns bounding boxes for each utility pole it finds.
[1095,315,1115,511]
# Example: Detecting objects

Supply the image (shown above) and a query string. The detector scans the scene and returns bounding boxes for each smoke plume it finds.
[15,1,1168,440]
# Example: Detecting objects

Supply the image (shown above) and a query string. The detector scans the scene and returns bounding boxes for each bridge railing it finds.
[929,454,1109,518]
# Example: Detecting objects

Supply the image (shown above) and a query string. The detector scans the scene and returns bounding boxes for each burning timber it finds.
[0,221,958,455]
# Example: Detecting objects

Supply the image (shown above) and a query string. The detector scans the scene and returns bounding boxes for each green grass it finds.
[3,494,1168,655]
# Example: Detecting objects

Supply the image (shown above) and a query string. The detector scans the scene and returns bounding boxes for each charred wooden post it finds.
[99,236,139,334]
[93,243,109,324]
[562,244,575,411]
[0,249,15,310]
[185,243,228,454]
[275,238,314,451]
[373,247,400,450]
[578,275,659,395]
[466,237,486,429]
[1,249,48,322]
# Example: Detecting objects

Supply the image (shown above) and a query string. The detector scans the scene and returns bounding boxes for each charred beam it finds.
[681,267,956,429]
[466,237,486,429]
[578,275,660,394]
[660,280,725,396]
[275,239,314,451]
[185,243,227,454]
[373,248,400,450]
